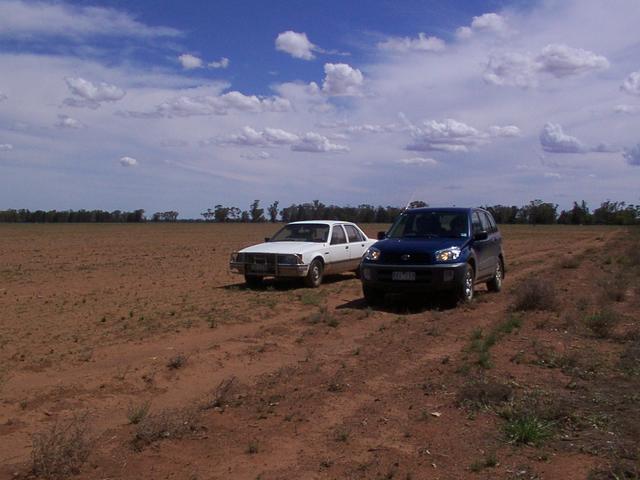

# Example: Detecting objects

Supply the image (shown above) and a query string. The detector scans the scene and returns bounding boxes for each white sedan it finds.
[229,220,375,287]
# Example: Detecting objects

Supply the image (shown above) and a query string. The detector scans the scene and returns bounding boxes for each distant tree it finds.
[407,200,428,209]
[518,200,557,225]
[213,205,230,222]
[249,200,265,222]
[240,210,250,222]
[152,211,179,222]
[268,201,279,222]
[201,208,215,221]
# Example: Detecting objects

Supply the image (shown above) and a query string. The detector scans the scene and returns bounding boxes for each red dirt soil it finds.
[0,223,637,479]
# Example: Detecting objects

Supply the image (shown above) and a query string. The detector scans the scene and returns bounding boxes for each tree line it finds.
[0,200,638,225]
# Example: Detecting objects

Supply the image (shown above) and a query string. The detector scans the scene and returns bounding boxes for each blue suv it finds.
[360,207,505,305]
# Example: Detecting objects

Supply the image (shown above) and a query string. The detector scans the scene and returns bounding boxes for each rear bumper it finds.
[229,262,310,278]
[360,262,466,293]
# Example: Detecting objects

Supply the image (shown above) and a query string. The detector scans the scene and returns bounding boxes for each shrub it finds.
[457,381,512,409]
[127,401,151,425]
[585,309,619,338]
[559,256,580,269]
[167,354,187,370]
[513,279,557,311]
[132,407,199,450]
[31,415,90,479]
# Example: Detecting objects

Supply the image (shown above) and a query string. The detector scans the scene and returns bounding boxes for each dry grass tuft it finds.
[31,414,90,479]
[512,279,557,311]
[132,407,199,450]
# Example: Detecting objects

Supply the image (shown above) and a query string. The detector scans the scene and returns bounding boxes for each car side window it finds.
[472,212,483,235]
[486,212,497,232]
[479,212,492,232]
[344,225,361,242]
[330,225,347,244]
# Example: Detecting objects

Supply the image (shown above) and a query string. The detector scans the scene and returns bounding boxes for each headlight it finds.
[364,247,381,261]
[230,252,244,262]
[277,254,302,265]
[435,247,461,262]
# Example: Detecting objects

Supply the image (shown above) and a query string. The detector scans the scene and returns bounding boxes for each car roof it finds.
[404,207,473,214]
[288,220,358,226]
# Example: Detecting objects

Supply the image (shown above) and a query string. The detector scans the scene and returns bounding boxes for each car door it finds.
[326,224,350,273]
[343,224,368,269]
[481,211,501,274]
[471,210,492,279]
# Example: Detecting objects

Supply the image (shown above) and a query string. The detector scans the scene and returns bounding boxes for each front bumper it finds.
[229,261,310,278]
[360,262,467,293]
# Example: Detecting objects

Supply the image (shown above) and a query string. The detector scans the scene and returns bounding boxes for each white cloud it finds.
[0,144,14,151]
[322,63,364,96]
[489,125,521,137]
[457,12,509,38]
[346,124,397,134]
[291,132,349,152]
[406,119,488,152]
[623,144,640,166]
[121,90,292,118]
[614,104,639,114]
[0,0,180,39]
[537,44,609,78]
[275,31,317,60]
[621,71,640,96]
[378,33,445,53]
[241,151,271,160]
[544,172,562,178]
[397,157,437,166]
[484,44,608,88]
[178,54,203,70]
[483,52,539,87]
[215,126,348,153]
[209,57,230,69]
[55,114,84,129]
[539,123,587,153]
[64,77,125,109]
[119,156,137,167]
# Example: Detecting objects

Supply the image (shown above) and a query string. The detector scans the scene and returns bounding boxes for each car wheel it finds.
[457,263,474,303]
[486,259,503,292]
[244,275,263,288]
[363,285,384,305]
[304,258,323,288]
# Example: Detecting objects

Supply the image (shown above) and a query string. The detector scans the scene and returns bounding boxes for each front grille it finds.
[245,253,277,274]
[379,252,433,265]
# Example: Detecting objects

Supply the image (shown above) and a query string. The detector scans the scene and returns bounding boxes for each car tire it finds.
[486,259,503,293]
[363,285,384,305]
[456,263,475,303]
[244,275,263,288]
[304,258,323,288]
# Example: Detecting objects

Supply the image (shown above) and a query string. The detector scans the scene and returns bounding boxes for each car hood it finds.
[239,241,326,255]
[373,237,470,254]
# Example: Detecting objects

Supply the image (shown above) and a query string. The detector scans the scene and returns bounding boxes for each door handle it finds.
[345,246,349,249]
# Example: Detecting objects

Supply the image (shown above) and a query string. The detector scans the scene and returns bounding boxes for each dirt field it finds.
[1,223,638,479]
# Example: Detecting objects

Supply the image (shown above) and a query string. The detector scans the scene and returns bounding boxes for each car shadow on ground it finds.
[337,289,493,314]
[221,273,357,292]
[336,294,457,314]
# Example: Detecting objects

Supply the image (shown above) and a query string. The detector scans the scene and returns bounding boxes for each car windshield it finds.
[270,223,330,243]
[387,212,469,239]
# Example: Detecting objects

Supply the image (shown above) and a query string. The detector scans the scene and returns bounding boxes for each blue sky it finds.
[0,0,639,217]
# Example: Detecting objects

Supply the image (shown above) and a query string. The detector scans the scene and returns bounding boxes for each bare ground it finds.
[0,223,638,479]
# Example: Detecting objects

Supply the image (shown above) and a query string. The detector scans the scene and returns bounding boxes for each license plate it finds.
[251,264,267,272]
[392,271,415,281]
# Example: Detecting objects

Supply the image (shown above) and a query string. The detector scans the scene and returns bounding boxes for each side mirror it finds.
[264,237,270,242]
[377,231,387,240]
[474,231,488,241]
